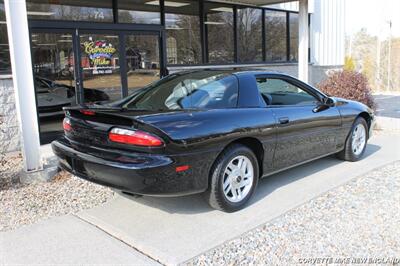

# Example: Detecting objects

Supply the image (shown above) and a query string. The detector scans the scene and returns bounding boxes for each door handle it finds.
[278,117,290,124]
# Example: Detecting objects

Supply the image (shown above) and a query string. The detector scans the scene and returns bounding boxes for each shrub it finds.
[317,70,376,110]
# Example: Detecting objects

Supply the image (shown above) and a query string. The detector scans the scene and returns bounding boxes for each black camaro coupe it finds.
[52,70,375,212]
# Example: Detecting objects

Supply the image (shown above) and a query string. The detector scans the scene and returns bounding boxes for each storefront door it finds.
[31,29,162,144]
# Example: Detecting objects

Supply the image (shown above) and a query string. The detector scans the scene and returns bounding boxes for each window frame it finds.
[164,1,308,67]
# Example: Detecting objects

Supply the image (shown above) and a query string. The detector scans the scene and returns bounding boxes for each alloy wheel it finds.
[222,155,254,203]
[351,123,366,155]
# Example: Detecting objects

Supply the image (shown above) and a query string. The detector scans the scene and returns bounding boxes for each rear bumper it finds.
[52,138,212,196]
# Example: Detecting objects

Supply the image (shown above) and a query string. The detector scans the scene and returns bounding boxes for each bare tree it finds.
[237,8,262,62]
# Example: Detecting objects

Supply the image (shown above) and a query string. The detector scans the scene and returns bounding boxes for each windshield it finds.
[111,71,238,111]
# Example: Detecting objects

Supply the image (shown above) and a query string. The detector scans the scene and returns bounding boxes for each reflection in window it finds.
[265,10,287,62]
[118,0,160,24]
[237,7,262,63]
[165,0,201,65]
[31,33,77,144]
[289,13,299,62]
[0,0,11,73]
[32,34,75,88]
[166,37,178,64]
[205,3,234,63]
[125,35,160,91]
[26,0,113,22]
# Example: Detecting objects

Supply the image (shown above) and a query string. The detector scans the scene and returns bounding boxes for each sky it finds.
[346,0,400,38]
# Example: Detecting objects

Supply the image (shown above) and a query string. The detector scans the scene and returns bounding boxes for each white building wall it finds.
[310,0,345,66]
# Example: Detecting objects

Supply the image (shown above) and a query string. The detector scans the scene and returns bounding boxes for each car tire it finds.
[204,144,259,212]
[337,117,368,162]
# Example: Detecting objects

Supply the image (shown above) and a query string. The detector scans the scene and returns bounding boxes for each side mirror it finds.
[323,97,335,107]
[313,97,335,113]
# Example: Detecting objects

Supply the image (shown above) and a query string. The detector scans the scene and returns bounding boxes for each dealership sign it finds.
[83,40,116,74]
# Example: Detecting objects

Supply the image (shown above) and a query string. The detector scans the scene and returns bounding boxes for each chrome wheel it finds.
[351,123,366,155]
[222,155,254,203]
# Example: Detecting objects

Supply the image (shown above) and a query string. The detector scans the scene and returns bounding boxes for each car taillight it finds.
[109,128,163,147]
[63,117,72,132]
[80,109,96,115]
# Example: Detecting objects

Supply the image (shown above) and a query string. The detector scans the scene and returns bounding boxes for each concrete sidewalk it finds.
[1,133,399,266]
[0,215,159,265]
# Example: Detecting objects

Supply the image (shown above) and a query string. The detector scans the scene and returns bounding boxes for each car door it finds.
[255,74,342,170]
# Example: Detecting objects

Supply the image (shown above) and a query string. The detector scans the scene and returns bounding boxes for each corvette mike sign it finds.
[83,39,117,74]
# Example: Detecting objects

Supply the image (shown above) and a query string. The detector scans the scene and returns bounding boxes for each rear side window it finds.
[256,77,318,106]
[124,71,238,110]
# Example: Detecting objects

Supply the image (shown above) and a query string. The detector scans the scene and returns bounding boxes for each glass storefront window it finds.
[0,0,11,73]
[80,34,122,103]
[165,0,201,65]
[125,35,160,93]
[26,0,113,22]
[118,0,161,24]
[31,32,77,144]
[289,13,299,62]
[205,3,234,63]
[237,7,263,63]
[265,10,287,62]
